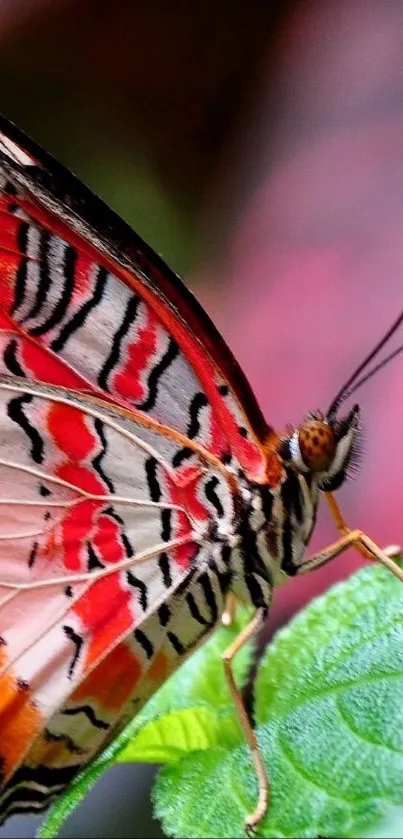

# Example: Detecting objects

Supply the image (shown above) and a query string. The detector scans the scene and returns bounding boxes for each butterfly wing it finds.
[0,376,236,821]
[0,116,275,823]
[0,115,272,483]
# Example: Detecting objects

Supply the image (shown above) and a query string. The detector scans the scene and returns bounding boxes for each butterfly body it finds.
[0,117,363,826]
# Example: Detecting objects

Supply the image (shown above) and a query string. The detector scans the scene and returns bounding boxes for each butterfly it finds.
[0,114,402,833]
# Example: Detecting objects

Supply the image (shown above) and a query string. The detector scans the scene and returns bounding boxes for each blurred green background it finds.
[0,0,287,274]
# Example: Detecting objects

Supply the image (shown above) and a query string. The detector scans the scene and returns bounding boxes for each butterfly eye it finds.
[298,420,336,471]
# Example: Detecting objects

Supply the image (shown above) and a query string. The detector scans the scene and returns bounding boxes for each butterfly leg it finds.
[222,607,269,832]
[222,592,237,626]
[297,523,403,582]
[326,493,402,562]
[325,492,349,532]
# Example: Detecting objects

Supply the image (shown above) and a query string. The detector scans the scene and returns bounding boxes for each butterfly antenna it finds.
[327,309,403,417]
[339,342,403,402]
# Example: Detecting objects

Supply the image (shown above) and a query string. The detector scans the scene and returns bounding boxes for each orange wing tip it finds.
[0,661,43,779]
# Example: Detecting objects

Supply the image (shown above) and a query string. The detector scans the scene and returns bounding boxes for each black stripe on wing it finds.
[134,628,154,659]
[61,703,110,730]
[98,295,140,391]
[126,570,148,611]
[161,508,171,541]
[51,264,108,352]
[172,446,194,468]
[92,417,114,493]
[167,631,185,655]
[7,393,44,463]
[24,228,51,322]
[187,391,208,439]
[30,244,77,336]
[145,456,162,502]
[10,221,28,315]
[158,552,173,588]
[43,728,86,756]
[205,475,224,518]
[0,763,80,824]
[136,337,179,412]
[104,505,134,558]
[3,338,26,376]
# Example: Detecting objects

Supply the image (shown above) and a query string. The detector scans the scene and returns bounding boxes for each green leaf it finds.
[116,706,241,765]
[38,605,253,838]
[154,565,403,838]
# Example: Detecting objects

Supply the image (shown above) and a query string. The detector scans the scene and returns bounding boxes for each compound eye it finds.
[299,420,336,471]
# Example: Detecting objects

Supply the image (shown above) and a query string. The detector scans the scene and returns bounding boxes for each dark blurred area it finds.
[1,0,403,836]
[0,0,288,272]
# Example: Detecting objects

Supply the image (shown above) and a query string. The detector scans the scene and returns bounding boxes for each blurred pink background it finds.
[1,1,403,836]
[196,0,403,632]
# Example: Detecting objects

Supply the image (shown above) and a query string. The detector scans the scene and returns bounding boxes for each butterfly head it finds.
[281,404,361,491]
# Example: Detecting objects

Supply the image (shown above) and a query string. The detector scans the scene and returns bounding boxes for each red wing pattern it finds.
[0,378,235,821]
[0,119,270,482]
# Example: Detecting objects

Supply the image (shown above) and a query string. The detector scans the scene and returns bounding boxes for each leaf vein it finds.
[276,729,351,805]
[275,668,403,718]
[335,695,403,756]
